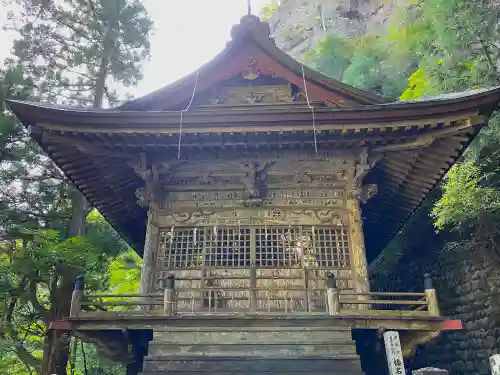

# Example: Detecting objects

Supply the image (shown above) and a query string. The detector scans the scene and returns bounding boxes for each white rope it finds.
[177,112,184,159]
[169,68,200,159]
[301,64,318,155]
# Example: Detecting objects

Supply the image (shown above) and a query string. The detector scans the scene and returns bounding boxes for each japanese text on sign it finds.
[383,331,406,375]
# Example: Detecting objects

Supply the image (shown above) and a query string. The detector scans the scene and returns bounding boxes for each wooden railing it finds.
[69,273,440,318]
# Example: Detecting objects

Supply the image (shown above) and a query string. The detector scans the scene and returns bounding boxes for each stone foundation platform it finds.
[140,321,364,375]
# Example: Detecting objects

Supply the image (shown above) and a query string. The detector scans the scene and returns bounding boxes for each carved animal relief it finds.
[132,149,379,221]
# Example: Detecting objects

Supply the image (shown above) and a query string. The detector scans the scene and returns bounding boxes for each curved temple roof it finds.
[6,15,500,260]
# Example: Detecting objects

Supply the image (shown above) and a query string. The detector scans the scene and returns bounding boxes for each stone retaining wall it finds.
[369,204,500,375]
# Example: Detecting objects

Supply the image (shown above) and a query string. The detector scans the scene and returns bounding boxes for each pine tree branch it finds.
[50,64,98,81]
[52,18,95,44]
[13,342,41,373]
[23,361,34,375]
[17,174,65,182]
[44,31,89,52]
[1,279,42,372]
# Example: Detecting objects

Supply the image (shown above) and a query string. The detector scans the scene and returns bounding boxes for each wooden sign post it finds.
[490,354,500,375]
[383,331,406,375]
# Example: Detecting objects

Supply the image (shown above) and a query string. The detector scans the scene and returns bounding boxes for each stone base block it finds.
[412,368,449,375]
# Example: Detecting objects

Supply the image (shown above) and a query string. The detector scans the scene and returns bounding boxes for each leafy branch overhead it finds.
[7,0,153,107]
[0,0,152,374]
[296,0,500,236]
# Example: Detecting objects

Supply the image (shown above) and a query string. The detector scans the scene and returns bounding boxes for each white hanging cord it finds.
[170,68,201,159]
[301,64,318,155]
[177,112,184,159]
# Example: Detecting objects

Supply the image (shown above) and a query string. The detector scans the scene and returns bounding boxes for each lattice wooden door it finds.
[157,225,353,313]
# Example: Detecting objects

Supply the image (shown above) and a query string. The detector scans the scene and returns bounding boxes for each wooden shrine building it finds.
[7,14,500,375]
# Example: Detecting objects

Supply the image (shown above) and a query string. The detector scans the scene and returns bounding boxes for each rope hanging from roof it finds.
[172,68,201,159]
[300,64,319,155]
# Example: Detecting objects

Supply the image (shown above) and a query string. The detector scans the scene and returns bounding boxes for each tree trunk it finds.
[68,188,88,237]
[40,276,75,375]
[39,26,111,375]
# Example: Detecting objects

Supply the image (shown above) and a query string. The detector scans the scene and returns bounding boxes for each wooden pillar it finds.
[346,198,370,298]
[140,207,160,294]
[163,274,175,316]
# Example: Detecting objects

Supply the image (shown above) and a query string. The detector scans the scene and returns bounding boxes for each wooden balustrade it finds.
[69,273,441,319]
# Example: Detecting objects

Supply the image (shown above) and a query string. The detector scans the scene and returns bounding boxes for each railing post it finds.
[164,274,175,316]
[424,273,440,316]
[159,278,166,290]
[70,274,84,318]
[326,272,340,315]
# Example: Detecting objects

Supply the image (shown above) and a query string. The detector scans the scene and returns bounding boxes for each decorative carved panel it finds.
[128,149,379,228]
[137,148,379,311]
[155,207,348,227]
[205,84,296,105]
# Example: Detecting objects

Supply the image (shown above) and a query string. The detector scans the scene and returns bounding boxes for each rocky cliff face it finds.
[369,205,500,375]
[265,0,403,56]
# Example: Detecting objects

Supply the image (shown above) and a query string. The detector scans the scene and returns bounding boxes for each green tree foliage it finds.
[0,214,141,375]
[260,0,280,20]
[392,0,500,236]
[432,159,500,231]
[267,0,500,250]
[304,33,411,100]
[304,35,354,81]
[8,0,153,107]
[294,0,500,98]
[0,0,152,372]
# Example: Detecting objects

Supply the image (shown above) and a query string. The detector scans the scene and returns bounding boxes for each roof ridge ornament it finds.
[230,13,271,41]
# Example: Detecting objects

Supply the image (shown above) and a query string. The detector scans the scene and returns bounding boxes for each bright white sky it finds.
[0,0,269,98]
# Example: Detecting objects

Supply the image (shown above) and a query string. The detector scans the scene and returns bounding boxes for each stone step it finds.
[152,326,353,332]
[147,342,358,357]
[140,372,365,375]
[152,328,353,345]
[142,356,363,373]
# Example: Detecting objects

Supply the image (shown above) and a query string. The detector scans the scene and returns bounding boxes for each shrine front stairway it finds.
[139,316,365,375]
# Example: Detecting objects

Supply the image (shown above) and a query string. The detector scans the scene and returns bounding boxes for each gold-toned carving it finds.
[204,84,295,105]
[353,147,370,186]
[197,175,215,185]
[156,207,348,227]
[400,330,440,357]
[242,57,261,80]
[344,147,382,188]
[271,208,284,220]
[240,160,275,207]
[243,92,265,104]
[132,156,165,207]
[346,184,377,203]
[294,169,312,183]
[130,155,182,207]
[361,184,378,203]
